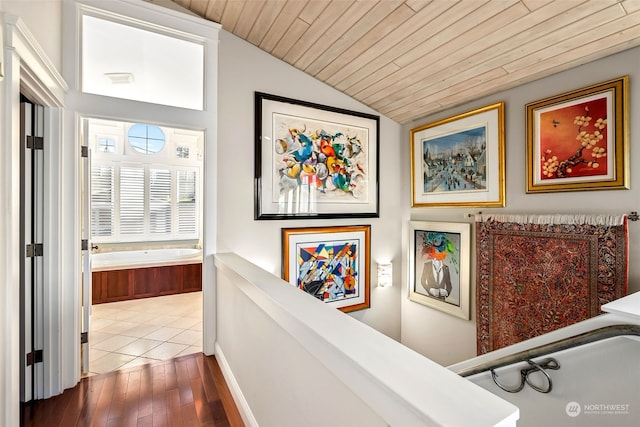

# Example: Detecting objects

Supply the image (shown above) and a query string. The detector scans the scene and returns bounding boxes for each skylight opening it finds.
[81,14,204,110]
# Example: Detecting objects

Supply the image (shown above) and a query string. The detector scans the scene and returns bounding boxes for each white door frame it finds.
[61,0,220,367]
[1,14,67,427]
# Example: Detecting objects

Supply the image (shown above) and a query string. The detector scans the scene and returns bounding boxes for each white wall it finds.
[217,30,404,340]
[0,0,62,70]
[401,47,640,367]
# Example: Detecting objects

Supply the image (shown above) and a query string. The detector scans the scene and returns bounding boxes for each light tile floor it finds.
[87,291,202,376]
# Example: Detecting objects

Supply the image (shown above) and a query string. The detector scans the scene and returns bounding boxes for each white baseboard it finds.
[214,342,258,427]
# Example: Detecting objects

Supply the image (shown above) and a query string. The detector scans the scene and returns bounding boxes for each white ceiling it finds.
[157,0,640,124]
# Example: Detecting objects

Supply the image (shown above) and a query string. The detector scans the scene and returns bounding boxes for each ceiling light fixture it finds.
[104,72,135,84]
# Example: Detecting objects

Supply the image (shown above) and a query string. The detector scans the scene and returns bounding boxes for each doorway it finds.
[20,96,45,402]
[63,0,220,388]
[82,117,205,375]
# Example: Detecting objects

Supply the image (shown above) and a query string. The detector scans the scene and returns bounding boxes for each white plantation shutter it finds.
[149,169,172,234]
[177,169,197,235]
[91,166,114,236]
[119,166,145,235]
[91,158,200,241]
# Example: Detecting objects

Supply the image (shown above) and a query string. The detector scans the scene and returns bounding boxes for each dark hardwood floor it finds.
[21,352,244,427]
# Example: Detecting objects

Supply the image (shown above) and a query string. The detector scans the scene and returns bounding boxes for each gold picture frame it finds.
[526,76,629,193]
[410,102,505,207]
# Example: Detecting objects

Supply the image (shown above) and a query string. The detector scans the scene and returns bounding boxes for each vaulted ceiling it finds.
[165,0,640,124]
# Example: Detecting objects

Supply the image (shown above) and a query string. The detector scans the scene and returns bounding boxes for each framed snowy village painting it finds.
[410,102,505,207]
[282,225,370,313]
[255,92,379,219]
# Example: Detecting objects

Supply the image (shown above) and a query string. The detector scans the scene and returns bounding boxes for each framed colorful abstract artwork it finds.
[526,76,629,193]
[282,225,370,313]
[255,92,379,219]
[410,102,505,207]
[408,221,470,319]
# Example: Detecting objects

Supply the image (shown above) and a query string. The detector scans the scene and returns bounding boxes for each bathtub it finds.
[92,248,202,271]
[91,248,203,304]
[450,293,640,427]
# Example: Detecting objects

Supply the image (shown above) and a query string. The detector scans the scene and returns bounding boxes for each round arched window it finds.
[128,124,166,154]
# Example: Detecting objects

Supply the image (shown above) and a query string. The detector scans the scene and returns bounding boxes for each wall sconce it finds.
[377,262,393,287]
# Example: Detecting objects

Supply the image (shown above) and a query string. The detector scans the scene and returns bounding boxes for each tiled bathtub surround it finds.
[88,292,202,375]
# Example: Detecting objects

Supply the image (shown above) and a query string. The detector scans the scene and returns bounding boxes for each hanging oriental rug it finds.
[475,214,628,355]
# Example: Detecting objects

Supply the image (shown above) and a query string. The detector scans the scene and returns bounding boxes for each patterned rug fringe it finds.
[474,213,626,226]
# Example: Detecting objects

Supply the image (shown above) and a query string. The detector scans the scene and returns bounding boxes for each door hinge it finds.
[81,332,88,344]
[81,239,88,251]
[25,243,44,258]
[26,349,43,366]
[26,135,44,150]
[81,146,89,158]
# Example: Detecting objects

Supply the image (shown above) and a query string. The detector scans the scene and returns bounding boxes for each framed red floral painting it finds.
[526,76,629,193]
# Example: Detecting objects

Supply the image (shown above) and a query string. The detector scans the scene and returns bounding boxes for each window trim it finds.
[79,6,206,110]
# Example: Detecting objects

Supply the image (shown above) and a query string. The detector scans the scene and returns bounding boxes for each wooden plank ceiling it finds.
[167,0,640,124]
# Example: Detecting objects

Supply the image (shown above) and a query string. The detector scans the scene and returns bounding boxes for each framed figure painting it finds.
[408,221,470,319]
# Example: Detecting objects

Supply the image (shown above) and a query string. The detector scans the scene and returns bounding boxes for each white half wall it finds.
[215,252,519,427]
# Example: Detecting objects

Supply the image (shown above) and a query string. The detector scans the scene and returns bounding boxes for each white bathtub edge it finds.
[91,248,202,271]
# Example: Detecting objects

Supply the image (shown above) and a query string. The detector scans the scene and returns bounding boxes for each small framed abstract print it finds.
[282,225,370,313]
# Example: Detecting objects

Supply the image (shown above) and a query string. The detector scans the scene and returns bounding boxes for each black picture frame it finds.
[255,92,380,220]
